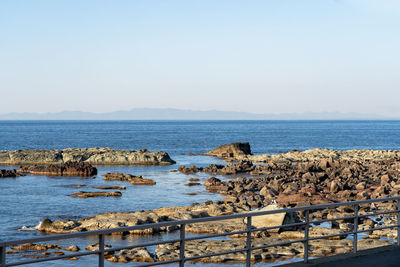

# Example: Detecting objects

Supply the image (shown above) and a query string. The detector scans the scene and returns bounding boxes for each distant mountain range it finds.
[0,108,397,120]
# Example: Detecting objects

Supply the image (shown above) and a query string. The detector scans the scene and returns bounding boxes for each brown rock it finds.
[11,243,61,251]
[18,161,97,176]
[64,245,80,252]
[330,181,339,193]
[0,169,21,178]
[69,191,122,198]
[355,182,366,190]
[178,166,201,174]
[103,173,156,185]
[204,142,252,158]
[184,182,201,186]
[93,186,126,190]
[381,174,391,186]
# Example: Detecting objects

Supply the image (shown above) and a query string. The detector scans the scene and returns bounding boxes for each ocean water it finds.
[1,120,400,265]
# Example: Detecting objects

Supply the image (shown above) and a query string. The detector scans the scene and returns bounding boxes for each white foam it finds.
[18,222,41,231]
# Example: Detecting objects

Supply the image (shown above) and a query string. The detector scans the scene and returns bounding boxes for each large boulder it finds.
[244,204,298,232]
[204,143,252,158]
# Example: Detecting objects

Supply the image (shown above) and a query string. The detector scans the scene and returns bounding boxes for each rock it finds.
[178,166,201,174]
[64,245,80,252]
[69,191,122,198]
[93,186,126,190]
[204,177,222,187]
[103,173,156,185]
[184,182,201,186]
[203,164,225,174]
[204,177,223,191]
[18,161,97,176]
[204,142,252,158]
[156,238,302,263]
[0,169,21,178]
[130,177,156,185]
[244,204,298,232]
[11,243,61,251]
[356,191,370,200]
[221,196,239,203]
[247,148,400,163]
[38,218,81,234]
[106,248,154,263]
[220,160,254,175]
[330,180,339,193]
[381,174,391,186]
[280,226,346,240]
[0,148,175,165]
[104,172,140,181]
[355,182,366,190]
[37,202,250,234]
[85,243,113,255]
[189,178,200,182]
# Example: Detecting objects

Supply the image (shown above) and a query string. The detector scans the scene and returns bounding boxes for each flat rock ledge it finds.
[68,191,122,198]
[7,238,389,264]
[0,147,175,166]
[246,148,400,163]
[18,161,97,176]
[203,143,400,163]
[103,173,156,185]
[33,200,398,264]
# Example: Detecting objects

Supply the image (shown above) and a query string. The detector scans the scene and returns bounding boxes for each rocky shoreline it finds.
[0,147,175,166]
[5,143,400,264]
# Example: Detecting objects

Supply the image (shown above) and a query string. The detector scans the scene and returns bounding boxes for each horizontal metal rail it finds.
[1,196,400,266]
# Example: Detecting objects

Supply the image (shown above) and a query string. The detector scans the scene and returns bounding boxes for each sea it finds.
[1,120,400,266]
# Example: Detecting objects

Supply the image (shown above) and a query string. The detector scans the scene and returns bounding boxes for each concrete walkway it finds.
[280,245,400,267]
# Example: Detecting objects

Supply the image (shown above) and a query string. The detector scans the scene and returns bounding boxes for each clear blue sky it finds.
[1,0,399,116]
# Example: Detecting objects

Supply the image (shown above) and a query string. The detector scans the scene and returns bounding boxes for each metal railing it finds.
[1,196,400,266]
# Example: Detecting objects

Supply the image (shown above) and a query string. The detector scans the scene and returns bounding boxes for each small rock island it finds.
[0,147,175,166]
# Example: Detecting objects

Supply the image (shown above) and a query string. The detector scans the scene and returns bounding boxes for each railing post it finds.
[246,216,252,267]
[397,199,400,246]
[353,204,359,253]
[179,224,185,267]
[0,245,5,267]
[99,234,105,267]
[304,209,309,263]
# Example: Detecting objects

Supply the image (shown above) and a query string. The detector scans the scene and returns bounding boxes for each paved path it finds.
[280,245,400,267]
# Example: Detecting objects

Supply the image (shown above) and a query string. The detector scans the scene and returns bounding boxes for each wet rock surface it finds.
[103,172,156,185]
[0,147,175,165]
[93,186,126,190]
[68,191,122,198]
[0,169,21,178]
[18,161,97,176]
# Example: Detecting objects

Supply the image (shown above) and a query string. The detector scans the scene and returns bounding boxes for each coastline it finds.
[2,144,399,264]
